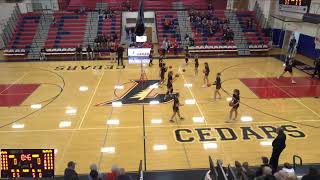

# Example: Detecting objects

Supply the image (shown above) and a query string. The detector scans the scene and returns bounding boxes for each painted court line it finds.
[251,68,320,119]
[0,73,28,94]
[3,119,318,133]
[77,71,105,129]
[179,65,208,126]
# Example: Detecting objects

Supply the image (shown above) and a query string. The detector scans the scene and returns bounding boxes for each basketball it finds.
[175,74,180,78]
[229,101,234,107]
[182,69,186,72]
[169,65,172,69]
[207,83,211,87]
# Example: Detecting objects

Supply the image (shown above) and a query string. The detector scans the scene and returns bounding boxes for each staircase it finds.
[83,11,99,47]
[172,2,193,47]
[27,13,53,60]
[225,10,251,56]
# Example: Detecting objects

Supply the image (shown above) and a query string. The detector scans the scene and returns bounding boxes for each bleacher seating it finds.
[156,11,182,51]
[5,12,41,56]
[44,11,86,51]
[97,13,121,42]
[236,10,270,51]
[190,10,237,52]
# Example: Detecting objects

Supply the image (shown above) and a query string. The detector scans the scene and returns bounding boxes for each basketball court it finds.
[0,55,319,175]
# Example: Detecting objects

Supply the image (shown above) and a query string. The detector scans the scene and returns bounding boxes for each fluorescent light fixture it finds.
[184,83,193,88]
[101,147,115,153]
[151,119,162,124]
[59,121,71,128]
[149,83,159,89]
[65,107,77,115]
[185,99,196,105]
[241,116,253,122]
[30,104,42,109]
[112,101,122,107]
[106,119,120,125]
[193,117,205,123]
[203,143,218,150]
[114,85,124,90]
[153,144,167,151]
[79,86,88,92]
[260,141,272,146]
[226,97,232,102]
[149,100,159,105]
[12,123,25,129]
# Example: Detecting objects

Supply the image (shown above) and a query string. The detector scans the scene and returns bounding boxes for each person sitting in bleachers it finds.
[164,19,173,30]
[117,168,133,180]
[242,162,255,180]
[105,165,120,180]
[75,44,83,60]
[302,167,320,180]
[87,45,93,60]
[88,164,103,180]
[254,166,273,180]
[64,161,79,180]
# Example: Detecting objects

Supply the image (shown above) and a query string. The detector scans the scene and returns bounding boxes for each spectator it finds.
[302,167,320,180]
[162,38,170,56]
[242,162,255,180]
[312,56,320,78]
[234,161,243,179]
[173,40,179,55]
[288,36,297,54]
[254,166,272,180]
[256,157,270,177]
[64,161,79,180]
[282,163,295,175]
[117,44,125,67]
[110,41,117,63]
[39,48,46,61]
[88,164,103,180]
[270,127,286,172]
[75,44,83,60]
[117,168,132,180]
[87,45,93,60]
[106,165,120,180]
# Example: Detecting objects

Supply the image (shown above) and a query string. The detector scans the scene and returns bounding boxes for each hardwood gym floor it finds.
[0,56,319,175]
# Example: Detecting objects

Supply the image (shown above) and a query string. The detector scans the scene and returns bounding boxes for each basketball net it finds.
[139,60,148,87]
[315,24,320,50]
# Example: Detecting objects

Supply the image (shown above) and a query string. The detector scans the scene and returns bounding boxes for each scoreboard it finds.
[279,0,311,13]
[1,149,54,178]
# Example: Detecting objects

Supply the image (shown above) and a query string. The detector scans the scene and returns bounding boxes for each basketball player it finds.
[149,48,154,66]
[277,55,296,84]
[169,93,184,122]
[159,63,167,86]
[213,73,222,100]
[164,71,174,100]
[185,51,190,64]
[194,54,199,75]
[202,62,210,87]
[227,89,240,122]
[159,55,164,68]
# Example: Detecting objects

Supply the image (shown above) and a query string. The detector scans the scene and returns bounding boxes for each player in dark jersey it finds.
[213,73,222,100]
[149,48,154,66]
[159,63,167,85]
[194,54,199,75]
[185,52,190,64]
[312,57,320,79]
[227,89,240,122]
[169,93,184,122]
[164,71,174,100]
[277,55,296,84]
[202,62,210,87]
[159,55,164,68]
